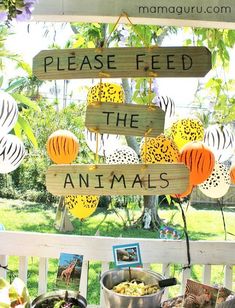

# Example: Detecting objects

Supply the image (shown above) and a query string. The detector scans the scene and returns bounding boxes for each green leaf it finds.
[11,93,41,112]
[165,195,172,205]
[14,121,22,139]
[5,79,26,92]
[17,115,38,149]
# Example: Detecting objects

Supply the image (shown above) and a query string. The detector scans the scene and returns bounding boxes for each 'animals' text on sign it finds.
[46,163,190,196]
[33,46,211,80]
[85,102,165,137]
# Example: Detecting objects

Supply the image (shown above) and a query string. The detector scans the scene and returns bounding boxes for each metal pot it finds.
[31,290,87,308]
[100,268,165,308]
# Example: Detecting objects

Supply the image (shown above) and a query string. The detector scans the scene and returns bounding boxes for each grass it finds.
[1,198,235,304]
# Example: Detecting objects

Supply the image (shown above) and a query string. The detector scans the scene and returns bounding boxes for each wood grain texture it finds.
[32,0,235,29]
[33,46,211,80]
[85,103,165,137]
[46,163,190,196]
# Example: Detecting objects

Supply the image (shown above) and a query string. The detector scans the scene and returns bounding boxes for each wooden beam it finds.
[85,103,165,137]
[32,0,235,29]
[33,46,211,80]
[46,163,190,196]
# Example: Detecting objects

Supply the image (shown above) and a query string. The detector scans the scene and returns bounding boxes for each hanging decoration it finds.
[229,163,235,185]
[84,128,120,157]
[46,130,79,164]
[203,124,235,163]
[152,95,175,129]
[198,161,230,199]
[140,134,180,163]
[170,118,204,150]
[65,195,99,219]
[179,141,215,185]
[87,82,125,104]
[0,91,18,136]
[0,134,25,174]
[106,145,139,164]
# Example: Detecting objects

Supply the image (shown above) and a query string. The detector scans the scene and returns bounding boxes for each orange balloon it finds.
[46,130,79,164]
[171,183,194,199]
[179,141,215,185]
[230,164,235,184]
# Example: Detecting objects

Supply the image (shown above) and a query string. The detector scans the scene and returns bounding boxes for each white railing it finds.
[0,231,234,307]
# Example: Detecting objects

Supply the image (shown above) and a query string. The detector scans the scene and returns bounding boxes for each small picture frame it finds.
[112,243,142,268]
[56,253,83,290]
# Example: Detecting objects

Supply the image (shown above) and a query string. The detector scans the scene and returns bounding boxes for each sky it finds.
[4,22,235,118]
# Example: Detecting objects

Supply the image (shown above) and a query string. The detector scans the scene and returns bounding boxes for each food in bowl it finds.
[112,279,159,296]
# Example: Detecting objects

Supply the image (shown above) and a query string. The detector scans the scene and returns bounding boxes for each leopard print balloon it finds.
[87,82,125,104]
[198,161,230,199]
[65,195,99,219]
[170,118,204,150]
[140,135,180,163]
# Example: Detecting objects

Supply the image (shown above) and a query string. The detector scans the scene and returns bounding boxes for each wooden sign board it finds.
[85,102,165,137]
[33,46,211,80]
[33,0,235,30]
[46,163,190,196]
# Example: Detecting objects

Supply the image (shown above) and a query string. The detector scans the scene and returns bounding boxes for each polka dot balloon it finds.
[198,161,230,199]
[106,145,139,164]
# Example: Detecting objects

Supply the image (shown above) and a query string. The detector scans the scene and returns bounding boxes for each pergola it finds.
[32,0,235,29]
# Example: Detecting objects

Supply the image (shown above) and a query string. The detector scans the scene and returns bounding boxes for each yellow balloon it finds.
[170,118,204,150]
[140,135,179,163]
[65,195,99,219]
[87,82,125,104]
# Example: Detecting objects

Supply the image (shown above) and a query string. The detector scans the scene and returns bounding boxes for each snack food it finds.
[112,279,159,296]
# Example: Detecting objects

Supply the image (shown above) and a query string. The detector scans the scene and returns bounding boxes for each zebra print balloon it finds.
[152,96,175,129]
[0,91,18,135]
[84,128,120,157]
[204,125,235,162]
[152,95,175,118]
[0,134,25,173]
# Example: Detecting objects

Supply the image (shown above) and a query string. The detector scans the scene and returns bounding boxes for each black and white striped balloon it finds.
[84,128,120,156]
[152,96,175,118]
[204,125,235,162]
[152,96,175,129]
[0,91,18,135]
[0,134,25,173]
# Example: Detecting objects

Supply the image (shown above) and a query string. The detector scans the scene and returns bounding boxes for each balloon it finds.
[0,134,25,173]
[46,130,79,164]
[179,141,215,185]
[199,162,230,199]
[106,145,139,164]
[87,82,125,104]
[140,134,180,163]
[229,163,235,184]
[170,118,204,149]
[0,91,18,135]
[84,128,120,156]
[204,125,235,162]
[152,95,175,118]
[171,183,194,199]
[65,195,99,219]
